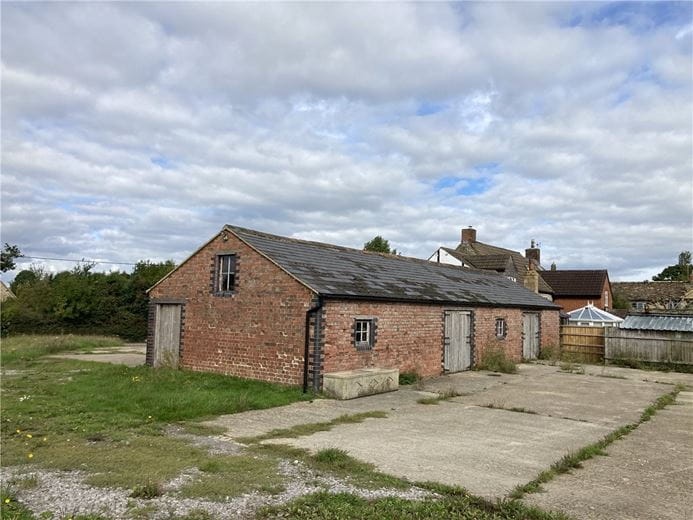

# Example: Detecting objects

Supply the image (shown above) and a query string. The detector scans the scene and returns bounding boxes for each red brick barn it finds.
[147,226,560,390]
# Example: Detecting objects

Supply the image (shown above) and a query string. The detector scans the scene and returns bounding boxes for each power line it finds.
[19,255,137,266]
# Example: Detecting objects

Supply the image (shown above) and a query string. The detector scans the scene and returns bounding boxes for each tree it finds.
[652,251,692,281]
[0,243,21,272]
[363,236,398,255]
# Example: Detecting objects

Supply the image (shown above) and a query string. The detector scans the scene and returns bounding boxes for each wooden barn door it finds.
[444,311,472,372]
[154,304,182,368]
[522,313,540,360]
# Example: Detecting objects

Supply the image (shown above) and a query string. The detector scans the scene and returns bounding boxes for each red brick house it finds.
[540,270,612,312]
[147,225,560,390]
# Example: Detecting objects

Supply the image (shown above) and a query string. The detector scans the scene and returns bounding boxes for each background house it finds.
[428,227,554,300]
[540,269,612,312]
[147,225,560,390]
[611,281,693,314]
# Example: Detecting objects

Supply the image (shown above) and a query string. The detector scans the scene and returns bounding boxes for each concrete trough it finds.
[323,368,399,400]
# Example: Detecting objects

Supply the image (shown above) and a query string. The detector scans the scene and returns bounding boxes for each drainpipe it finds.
[303,296,323,393]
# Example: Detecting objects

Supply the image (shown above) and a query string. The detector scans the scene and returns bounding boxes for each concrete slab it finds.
[265,400,611,498]
[50,343,146,367]
[460,367,669,427]
[524,391,693,520]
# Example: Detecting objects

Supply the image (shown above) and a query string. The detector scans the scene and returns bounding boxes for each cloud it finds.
[1,2,691,282]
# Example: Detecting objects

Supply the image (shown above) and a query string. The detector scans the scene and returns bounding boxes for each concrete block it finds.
[323,368,399,400]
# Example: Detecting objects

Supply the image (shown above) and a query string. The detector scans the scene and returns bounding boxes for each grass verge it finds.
[509,385,684,499]
[1,335,123,366]
[257,490,571,519]
[237,411,387,443]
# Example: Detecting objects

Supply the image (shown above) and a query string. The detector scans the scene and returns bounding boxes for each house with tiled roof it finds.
[612,281,693,313]
[429,227,554,300]
[540,269,612,313]
[147,225,560,392]
[429,227,615,312]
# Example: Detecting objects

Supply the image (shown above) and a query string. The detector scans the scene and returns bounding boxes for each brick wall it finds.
[149,231,316,385]
[322,300,561,376]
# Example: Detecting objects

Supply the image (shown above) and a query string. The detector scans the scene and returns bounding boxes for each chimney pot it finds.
[461,226,477,244]
[525,240,541,268]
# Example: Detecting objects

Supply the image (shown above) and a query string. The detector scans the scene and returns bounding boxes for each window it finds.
[632,301,646,311]
[495,318,507,339]
[216,254,236,293]
[354,318,376,351]
[604,291,609,309]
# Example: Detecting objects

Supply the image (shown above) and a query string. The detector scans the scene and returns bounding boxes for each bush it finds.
[398,372,420,385]
[538,345,560,362]
[476,346,518,374]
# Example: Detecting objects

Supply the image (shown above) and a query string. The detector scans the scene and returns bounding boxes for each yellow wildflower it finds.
[26,434,32,439]
[27,453,33,459]
[4,498,10,504]
[15,429,20,434]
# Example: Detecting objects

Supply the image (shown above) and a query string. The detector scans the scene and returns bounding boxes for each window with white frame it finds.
[632,301,646,311]
[495,318,507,339]
[604,291,609,309]
[354,318,375,351]
[215,254,236,293]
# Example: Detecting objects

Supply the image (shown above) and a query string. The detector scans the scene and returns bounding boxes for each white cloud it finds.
[1,2,691,283]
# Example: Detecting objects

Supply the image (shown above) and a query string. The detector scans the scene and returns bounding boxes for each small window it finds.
[633,301,646,311]
[354,319,375,351]
[604,291,609,309]
[495,318,507,339]
[216,254,236,293]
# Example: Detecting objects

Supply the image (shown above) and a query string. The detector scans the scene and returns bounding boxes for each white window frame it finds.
[354,319,374,350]
[495,318,507,339]
[216,254,236,293]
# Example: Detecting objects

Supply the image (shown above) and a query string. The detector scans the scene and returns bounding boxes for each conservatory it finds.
[567,304,624,327]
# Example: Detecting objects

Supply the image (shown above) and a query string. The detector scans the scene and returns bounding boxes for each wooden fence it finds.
[605,328,693,365]
[560,325,605,363]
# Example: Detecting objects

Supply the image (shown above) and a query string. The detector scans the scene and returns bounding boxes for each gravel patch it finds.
[2,460,433,519]
[165,425,244,456]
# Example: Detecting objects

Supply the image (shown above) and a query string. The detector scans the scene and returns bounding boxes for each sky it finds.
[1,1,692,282]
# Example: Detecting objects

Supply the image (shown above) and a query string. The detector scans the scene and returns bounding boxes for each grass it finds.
[416,388,466,405]
[178,455,285,501]
[237,411,388,443]
[607,359,693,374]
[130,482,163,499]
[509,385,684,499]
[482,404,538,415]
[1,487,35,520]
[251,444,410,491]
[398,372,420,385]
[0,334,314,498]
[476,347,518,374]
[1,334,123,365]
[558,361,585,374]
[257,490,571,519]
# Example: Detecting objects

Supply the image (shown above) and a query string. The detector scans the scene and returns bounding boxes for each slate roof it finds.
[228,226,558,310]
[447,244,554,294]
[612,282,693,303]
[621,314,693,332]
[540,270,608,297]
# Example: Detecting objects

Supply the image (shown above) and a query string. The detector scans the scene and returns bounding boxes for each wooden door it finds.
[444,311,472,372]
[523,313,540,360]
[154,304,182,368]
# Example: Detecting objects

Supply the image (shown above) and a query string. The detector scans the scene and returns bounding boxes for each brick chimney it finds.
[523,265,539,293]
[461,226,477,244]
[525,239,541,268]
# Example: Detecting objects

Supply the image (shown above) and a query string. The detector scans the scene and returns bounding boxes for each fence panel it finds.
[605,328,693,365]
[560,325,605,363]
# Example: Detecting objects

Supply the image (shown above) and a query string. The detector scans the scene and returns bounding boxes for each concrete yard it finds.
[525,390,693,520]
[207,363,693,507]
